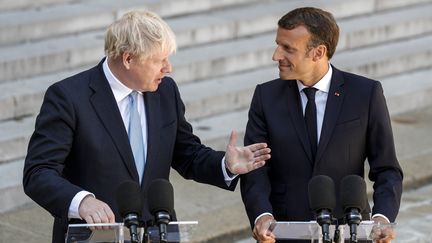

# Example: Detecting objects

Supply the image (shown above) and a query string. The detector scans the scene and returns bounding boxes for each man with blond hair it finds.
[23,10,270,243]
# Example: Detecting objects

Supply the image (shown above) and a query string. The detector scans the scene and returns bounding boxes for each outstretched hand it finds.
[225,130,271,175]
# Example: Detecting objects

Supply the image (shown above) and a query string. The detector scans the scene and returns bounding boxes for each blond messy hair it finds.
[104,10,177,61]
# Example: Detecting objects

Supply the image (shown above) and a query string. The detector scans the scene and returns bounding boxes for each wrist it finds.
[224,159,236,177]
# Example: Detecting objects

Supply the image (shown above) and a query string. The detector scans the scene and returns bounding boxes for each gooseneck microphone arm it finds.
[347,208,362,242]
[316,209,332,243]
[124,213,140,243]
[155,211,170,243]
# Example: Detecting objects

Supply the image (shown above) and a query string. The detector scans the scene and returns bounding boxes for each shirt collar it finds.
[297,63,333,93]
[102,58,134,102]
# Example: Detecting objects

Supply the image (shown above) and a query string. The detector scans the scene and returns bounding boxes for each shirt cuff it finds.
[254,212,273,225]
[221,156,237,186]
[372,213,390,223]
[68,191,95,219]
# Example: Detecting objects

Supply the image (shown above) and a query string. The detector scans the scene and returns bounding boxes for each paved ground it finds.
[1,106,432,243]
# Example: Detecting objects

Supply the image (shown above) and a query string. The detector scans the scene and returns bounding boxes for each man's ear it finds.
[122,52,132,69]
[312,44,327,62]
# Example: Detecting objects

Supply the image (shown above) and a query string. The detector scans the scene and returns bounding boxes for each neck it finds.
[300,62,329,87]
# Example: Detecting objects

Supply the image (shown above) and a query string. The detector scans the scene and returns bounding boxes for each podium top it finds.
[269,220,396,240]
[66,221,198,243]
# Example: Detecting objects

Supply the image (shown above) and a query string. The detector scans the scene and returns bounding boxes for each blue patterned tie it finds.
[128,91,145,183]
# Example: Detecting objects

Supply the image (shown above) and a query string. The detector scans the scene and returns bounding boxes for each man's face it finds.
[125,50,172,92]
[272,26,316,82]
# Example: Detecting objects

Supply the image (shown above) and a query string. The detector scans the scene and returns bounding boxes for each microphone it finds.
[148,179,174,243]
[308,175,336,243]
[116,180,143,243]
[340,175,367,243]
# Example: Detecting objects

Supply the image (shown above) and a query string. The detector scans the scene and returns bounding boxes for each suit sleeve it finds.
[23,83,82,219]
[168,80,236,190]
[240,85,273,227]
[367,81,403,222]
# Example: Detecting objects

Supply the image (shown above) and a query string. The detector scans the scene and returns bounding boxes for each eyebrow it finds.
[277,41,297,51]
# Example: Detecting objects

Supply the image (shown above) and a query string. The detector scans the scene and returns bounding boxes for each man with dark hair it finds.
[240,7,402,243]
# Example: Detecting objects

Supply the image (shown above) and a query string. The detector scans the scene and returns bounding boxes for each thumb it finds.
[228,130,237,147]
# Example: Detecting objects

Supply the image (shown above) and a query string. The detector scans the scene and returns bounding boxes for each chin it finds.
[279,73,295,81]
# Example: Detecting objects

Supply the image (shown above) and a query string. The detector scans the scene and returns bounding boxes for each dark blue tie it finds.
[128,91,145,183]
[304,87,318,161]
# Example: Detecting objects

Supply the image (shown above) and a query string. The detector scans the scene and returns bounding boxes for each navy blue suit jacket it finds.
[241,66,403,229]
[23,59,235,242]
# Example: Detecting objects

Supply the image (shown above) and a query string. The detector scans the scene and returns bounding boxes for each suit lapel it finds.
[89,62,140,182]
[141,91,161,188]
[316,67,345,164]
[286,81,314,163]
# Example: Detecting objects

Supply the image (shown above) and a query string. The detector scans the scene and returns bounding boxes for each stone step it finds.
[0,0,262,46]
[0,0,404,47]
[0,159,26,214]
[0,68,87,121]
[0,116,35,164]
[0,0,79,12]
[2,1,432,83]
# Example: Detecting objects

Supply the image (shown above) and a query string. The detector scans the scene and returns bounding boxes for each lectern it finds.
[269,220,396,242]
[66,221,198,243]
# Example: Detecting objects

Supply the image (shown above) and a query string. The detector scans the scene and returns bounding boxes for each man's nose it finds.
[272,46,282,62]
[162,61,172,74]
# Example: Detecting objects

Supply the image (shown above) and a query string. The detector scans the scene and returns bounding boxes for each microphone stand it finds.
[156,211,171,243]
[347,208,362,243]
[316,209,332,243]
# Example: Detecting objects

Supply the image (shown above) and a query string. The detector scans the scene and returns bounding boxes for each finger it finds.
[254,147,271,157]
[83,215,95,230]
[252,161,266,170]
[254,154,271,162]
[247,142,268,152]
[228,130,237,147]
[104,206,116,224]
[91,212,103,230]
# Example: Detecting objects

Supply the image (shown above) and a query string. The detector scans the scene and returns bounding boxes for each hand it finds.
[371,216,395,243]
[253,215,276,243]
[225,130,271,175]
[79,195,115,230]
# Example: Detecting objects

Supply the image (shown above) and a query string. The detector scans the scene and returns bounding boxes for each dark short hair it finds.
[278,7,339,59]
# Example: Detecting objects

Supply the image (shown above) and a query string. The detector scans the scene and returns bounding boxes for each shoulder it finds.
[334,66,379,87]
[50,65,101,92]
[332,66,383,96]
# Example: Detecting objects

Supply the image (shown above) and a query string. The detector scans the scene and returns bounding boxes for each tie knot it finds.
[129,91,139,103]
[303,87,317,101]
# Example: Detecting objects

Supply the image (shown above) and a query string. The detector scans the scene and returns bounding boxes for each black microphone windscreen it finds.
[340,175,367,211]
[116,180,143,218]
[308,175,336,212]
[148,179,174,215]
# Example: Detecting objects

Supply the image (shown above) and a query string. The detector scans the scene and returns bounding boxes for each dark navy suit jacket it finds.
[23,59,235,243]
[241,66,403,231]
